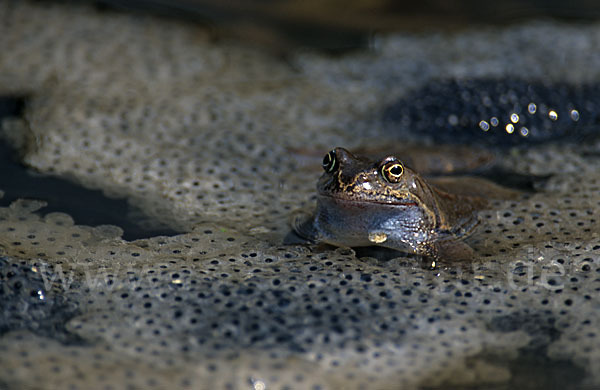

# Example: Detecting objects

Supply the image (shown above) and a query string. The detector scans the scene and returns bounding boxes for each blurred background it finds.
[77,0,600,52]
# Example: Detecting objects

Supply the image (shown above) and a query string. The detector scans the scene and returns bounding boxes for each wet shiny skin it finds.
[294,148,487,260]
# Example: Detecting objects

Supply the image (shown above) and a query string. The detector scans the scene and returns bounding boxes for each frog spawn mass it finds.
[384,79,600,146]
[2,191,599,390]
[1,1,600,389]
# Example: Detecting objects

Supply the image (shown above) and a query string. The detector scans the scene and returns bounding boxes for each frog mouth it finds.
[317,193,418,207]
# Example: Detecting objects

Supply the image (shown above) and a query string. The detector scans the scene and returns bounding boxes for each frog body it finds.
[294,147,489,261]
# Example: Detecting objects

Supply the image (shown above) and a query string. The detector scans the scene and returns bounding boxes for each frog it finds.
[292,147,494,261]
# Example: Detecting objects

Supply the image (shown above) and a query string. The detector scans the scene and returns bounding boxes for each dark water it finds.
[0,257,83,345]
[0,97,181,241]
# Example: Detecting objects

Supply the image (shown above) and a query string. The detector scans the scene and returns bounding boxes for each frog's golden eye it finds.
[322,150,338,173]
[381,162,404,183]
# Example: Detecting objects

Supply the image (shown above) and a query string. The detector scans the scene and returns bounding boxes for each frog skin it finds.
[294,147,489,261]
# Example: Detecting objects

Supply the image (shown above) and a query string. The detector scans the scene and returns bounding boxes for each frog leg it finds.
[290,211,320,242]
[434,240,475,262]
[415,238,475,262]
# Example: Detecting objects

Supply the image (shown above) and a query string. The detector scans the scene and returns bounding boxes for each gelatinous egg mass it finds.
[383,79,600,145]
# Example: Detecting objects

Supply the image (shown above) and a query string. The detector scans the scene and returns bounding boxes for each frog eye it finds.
[322,150,338,173]
[381,161,404,183]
